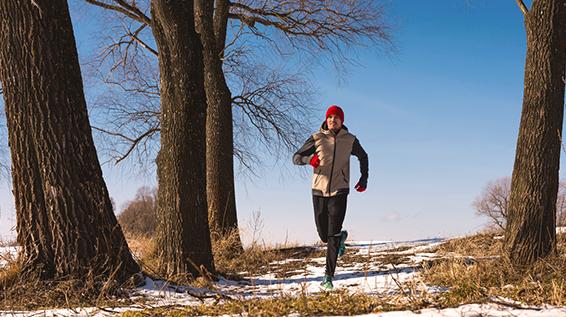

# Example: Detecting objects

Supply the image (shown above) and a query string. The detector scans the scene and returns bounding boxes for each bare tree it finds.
[84,0,391,256]
[474,178,566,231]
[118,187,158,237]
[473,178,511,231]
[0,0,139,281]
[505,0,566,267]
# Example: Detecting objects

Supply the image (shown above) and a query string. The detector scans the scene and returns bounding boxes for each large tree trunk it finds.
[0,0,139,281]
[505,0,566,267]
[195,0,242,251]
[151,0,215,277]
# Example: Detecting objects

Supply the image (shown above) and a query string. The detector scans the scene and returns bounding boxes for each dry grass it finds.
[118,289,436,317]
[212,228,276,277]
[124,233,161,280]
[211,229,324,279]
[0,259,138,310]
[5,230,566,314]
[0,238,142,310]
[121,228,293,282]
[434,232,504,257]
[421,232,566,307]
[126,233,157,260]
[0,254,21,292]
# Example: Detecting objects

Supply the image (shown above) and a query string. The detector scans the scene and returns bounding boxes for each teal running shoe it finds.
[338,230,348,257]
[320,275,334,290]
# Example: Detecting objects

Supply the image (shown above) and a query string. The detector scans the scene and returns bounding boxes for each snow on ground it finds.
[0,246,18,267]
[2,237,566,316]
[360,303,566,317]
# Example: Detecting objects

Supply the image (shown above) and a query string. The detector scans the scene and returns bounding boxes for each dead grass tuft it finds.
[0,242,144,310]
[434,232,504,257]
[210,228,324,279]
[0,260,139,310]
[124,233,161,280]
[422,232,566,307]
[0,255,21,292]
[213,230,279,278]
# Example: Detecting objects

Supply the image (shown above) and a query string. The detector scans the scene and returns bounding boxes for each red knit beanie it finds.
[326,105,344,123]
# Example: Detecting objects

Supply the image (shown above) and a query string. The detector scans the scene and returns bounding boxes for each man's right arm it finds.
[293,135,316,165]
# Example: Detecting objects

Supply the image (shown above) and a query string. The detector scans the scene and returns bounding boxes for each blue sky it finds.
[1,0,563,245]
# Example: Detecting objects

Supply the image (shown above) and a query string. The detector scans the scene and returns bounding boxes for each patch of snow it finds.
[347,240,393,246]
[358,303,566,317]
[270,258,305,265]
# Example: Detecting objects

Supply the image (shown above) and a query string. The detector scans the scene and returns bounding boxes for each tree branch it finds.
[113,0,152,25]
[515,0,529,16]
[85,0,151,25]
[129,30,158,56]
[227,0,391,53]
[92,126,160,164]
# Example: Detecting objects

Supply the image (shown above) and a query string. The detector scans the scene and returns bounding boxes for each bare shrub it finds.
[473,177,566,229]
[117,187,157,237]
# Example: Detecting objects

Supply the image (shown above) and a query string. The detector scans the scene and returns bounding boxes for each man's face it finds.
[326,114,343,131]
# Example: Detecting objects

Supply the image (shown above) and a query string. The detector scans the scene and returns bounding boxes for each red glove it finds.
[309,154,320,168]
[354,181,366,192]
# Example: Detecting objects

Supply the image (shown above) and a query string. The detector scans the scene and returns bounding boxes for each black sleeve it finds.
[293,135,316,165]
[351,138,369,186]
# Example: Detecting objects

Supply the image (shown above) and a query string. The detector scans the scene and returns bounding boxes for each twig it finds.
[128,25,158,56]
[187,289,235,302]
[389,264,414,303]
[96,306,121,314]
[488,296,542,310]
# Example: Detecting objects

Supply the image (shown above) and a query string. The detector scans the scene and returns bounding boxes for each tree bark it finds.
[195,0,242,250]
[151,0,215,277]
[505,0,566,267]
[0,0,139,281]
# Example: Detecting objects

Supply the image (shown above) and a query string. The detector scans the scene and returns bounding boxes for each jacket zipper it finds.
[327,135,337,195]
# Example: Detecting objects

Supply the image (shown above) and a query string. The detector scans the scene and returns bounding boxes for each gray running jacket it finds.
[293,123,369,197]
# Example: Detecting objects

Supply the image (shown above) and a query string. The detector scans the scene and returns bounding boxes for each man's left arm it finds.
[351,138,369,191]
